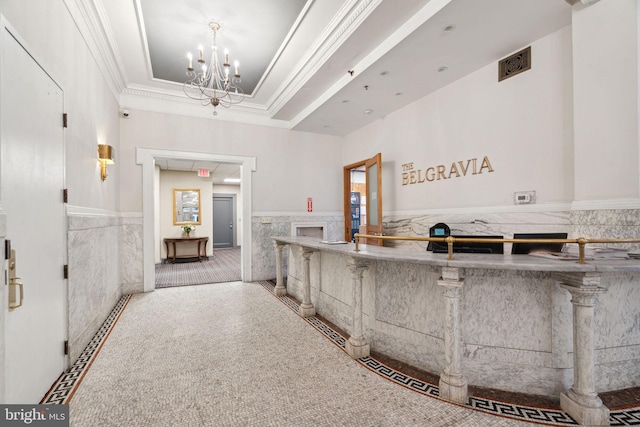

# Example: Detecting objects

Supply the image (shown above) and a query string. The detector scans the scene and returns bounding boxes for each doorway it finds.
[1,19,67,402]
[137,148,256,291]
[343,153,383,246]
[213,194,237,249]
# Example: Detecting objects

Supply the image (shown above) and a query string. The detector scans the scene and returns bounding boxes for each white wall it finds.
[120,111,344,214]
[344,26,575,214]
[0,1,121,211]
[572,0,639,201]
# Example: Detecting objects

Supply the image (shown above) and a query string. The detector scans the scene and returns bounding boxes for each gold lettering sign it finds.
[401,156,494,186]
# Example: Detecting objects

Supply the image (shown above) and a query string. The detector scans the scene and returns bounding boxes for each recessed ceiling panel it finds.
[140,0,307,95]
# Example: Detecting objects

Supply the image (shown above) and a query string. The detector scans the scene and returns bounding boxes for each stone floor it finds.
[42,281,640,426]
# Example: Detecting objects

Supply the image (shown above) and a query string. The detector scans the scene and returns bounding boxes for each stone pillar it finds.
[273,241,287,296]
[298,248,316,317]
[437,267,468,405]
[556,272,609,426]
[345,257,370,359]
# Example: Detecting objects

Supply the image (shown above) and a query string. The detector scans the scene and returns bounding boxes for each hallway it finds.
[155,248,242,288]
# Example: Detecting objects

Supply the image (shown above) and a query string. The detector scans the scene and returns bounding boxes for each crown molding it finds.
[266,0,380,115]
[121,85,268,115]
[120,85,291,129]
[63,0,128,100]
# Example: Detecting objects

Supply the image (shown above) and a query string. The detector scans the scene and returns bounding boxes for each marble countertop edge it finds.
[273,236,640,273]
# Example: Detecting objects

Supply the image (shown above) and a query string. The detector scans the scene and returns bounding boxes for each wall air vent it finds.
[498,46,531,82]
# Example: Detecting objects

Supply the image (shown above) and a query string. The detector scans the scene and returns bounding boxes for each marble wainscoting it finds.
[67,208,123,364]
[251,214,343,281]
[384,207,640,252]
[571,208,640,251]
[383,209,571,252]
[120,214,143,295]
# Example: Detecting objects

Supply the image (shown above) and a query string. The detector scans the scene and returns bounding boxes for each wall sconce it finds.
[98,144,115,181]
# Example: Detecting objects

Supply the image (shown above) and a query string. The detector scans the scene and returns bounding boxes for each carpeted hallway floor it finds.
[155,247,241,288]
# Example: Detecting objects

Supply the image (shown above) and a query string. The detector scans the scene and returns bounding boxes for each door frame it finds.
[343,153,383,245]
[212,193,237,249]
[136,148,256,291]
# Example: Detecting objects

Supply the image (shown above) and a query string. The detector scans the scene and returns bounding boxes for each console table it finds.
[163,237,209,263]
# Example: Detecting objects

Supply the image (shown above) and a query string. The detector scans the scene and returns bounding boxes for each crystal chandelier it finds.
[183,22,243,115]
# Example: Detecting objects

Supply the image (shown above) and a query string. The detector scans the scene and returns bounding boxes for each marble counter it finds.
[273,236,640,426]
[273,236,640,272]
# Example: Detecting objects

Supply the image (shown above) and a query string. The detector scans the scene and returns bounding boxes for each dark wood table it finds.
[163,237,209,263]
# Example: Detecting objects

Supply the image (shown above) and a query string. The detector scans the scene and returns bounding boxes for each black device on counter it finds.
[430,235,504,254]
[511,232,568,254]
[427,223,503,254]
[427,223,450,251]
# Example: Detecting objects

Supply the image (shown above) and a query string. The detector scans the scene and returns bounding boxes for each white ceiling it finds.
[95,0,573,179]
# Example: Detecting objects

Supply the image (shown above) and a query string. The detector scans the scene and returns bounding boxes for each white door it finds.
[1,23,67,403]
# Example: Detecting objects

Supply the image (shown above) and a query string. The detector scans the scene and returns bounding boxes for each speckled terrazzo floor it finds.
[62,282,540,427]
[53,281,640,427]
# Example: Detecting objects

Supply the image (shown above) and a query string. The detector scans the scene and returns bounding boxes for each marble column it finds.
[345,257,370,359]
[273,241,287,296]
[437,267,468,405]
[556,272,609,426]
[298,248,316,317]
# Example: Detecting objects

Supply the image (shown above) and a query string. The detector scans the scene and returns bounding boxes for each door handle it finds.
[8,249,24,310]
[9,278,24,310]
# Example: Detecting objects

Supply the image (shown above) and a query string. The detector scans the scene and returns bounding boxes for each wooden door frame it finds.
[365,153,383,245]
[343,159,366,242]
[343,153,383,245]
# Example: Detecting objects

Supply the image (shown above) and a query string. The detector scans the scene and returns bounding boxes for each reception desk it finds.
[272,236,640,426]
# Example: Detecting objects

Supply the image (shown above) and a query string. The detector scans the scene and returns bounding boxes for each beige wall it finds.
[157,173,244,263]
[159,170,213,261]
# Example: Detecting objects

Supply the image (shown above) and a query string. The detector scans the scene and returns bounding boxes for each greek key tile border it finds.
[41,294,132,405]
[257,280,640,427]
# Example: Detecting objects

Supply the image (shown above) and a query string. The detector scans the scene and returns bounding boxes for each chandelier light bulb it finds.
[198,45,204,62]
[234,61,240,77]
[186,52,193,70]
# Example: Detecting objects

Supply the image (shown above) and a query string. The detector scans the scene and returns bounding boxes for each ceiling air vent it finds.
[498,46,531,82]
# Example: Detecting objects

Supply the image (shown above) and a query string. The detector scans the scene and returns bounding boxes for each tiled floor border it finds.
[40,283,640,426]
[255,281,640,427]
[41,294,132,405]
